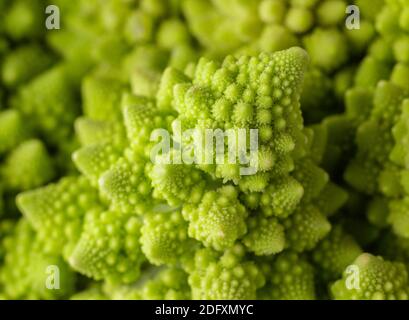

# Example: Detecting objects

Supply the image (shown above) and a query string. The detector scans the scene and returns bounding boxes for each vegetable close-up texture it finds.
[0,0,409,301]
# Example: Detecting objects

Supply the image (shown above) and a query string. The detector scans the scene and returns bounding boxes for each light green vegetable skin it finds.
[1,0,409,300]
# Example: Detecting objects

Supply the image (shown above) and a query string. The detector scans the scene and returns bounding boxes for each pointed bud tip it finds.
[286,47,309,66]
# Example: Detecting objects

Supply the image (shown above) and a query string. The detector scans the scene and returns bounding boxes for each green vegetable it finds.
[331,253,409,300]
[0,219,76,299]
[1,0,409,301]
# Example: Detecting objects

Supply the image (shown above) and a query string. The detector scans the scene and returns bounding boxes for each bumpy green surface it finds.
[331,253,409,300]
[2,0,409,301]
[189,245,265,300]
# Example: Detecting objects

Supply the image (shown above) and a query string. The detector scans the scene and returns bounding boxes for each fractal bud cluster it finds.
[0,0,409,300]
